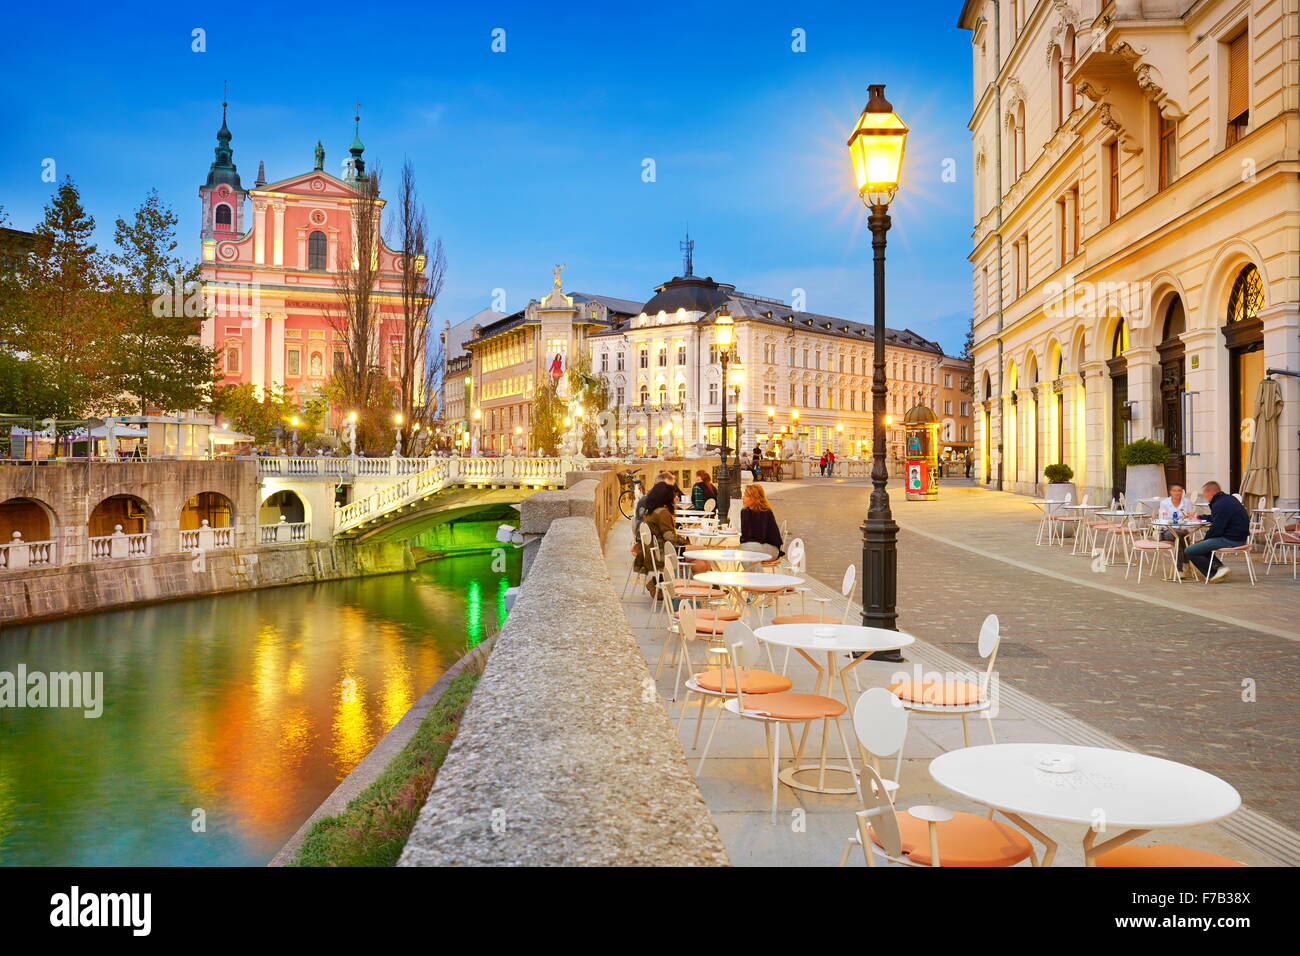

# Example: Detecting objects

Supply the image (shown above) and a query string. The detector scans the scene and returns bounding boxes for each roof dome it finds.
[640,275,731,316]
[903,404,939,426]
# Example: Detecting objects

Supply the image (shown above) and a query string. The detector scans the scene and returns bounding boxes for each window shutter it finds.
[1227,32,1249,120]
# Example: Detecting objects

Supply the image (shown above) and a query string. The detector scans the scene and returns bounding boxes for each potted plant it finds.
[1042,463,1076,506]
[1119,439,1170,504]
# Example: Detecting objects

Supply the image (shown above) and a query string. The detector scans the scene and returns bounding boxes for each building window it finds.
[616,351,625,371]
[308,230,327,270]
[639,384,650,405]
[1227,264,1263,324]
[657,384,668,405]
[961,401,970,416]
[709,382,719,404]
[1069,185,1080,256]
[1226,30,1250,145]
[944,400,953,415]
[286,349,300,378]
[1107,141,1120,222]
[225,347,240,374]
[677,382,687,404]
[677,344,687,365]
[214,203,232,228]
[639,347,648,369]
[616,386,625,405]
[1157,112,1177,189]
[657,346,667,367]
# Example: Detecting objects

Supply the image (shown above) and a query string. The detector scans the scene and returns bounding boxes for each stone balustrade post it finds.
[110,524,128,559]
[8,531,29,569]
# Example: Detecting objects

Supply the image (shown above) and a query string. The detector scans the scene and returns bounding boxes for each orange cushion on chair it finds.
[888,680,985,707]
[690,559,711,574]
[1133,540,1173,550]
[1096,845,1246,868]
[692,607,741,622]
[873,811,1033,867]
[674,585,725,598]
[694,668,792,694]
[771,614,839,625]
[738,692,846,720]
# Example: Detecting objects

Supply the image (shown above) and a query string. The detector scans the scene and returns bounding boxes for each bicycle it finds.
[617,469,643,520]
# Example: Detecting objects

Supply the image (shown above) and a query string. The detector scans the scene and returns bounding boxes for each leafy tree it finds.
[529,378,565,457]
[109,190,218,414]
[4,179,122,416]
[210,382,298,446]
[566,352,610,456]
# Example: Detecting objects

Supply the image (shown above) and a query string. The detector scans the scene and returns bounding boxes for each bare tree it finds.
[326,165,392,452]
[388,159,446,456]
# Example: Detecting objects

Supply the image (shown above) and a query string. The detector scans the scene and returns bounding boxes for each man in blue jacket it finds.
[1183,481,1250,582]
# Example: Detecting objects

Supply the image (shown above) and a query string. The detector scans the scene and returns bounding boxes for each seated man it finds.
[1182,481,1250,582]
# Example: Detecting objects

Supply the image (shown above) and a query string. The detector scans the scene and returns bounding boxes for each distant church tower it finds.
[198,94,246,241]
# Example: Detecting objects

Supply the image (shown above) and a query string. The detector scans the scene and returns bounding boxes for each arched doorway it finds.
[179,492,234,530]
[1158,296,1187,489]
[1223,264,1264,491]
[89,495,150,537]
[259,490,306,525]
[1108,319,1130,494]
[981,371,993,483]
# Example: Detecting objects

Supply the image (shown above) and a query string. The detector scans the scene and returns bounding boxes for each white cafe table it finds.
[686,531,738,546]
[682,548,769,570]
[929,743,1241,866]
[755,622,916,794]
[693,571,803,626]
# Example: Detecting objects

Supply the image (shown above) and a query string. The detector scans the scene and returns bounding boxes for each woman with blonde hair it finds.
[739,483,783,558]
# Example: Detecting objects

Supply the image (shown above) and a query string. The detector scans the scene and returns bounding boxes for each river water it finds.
[0,550,519,866]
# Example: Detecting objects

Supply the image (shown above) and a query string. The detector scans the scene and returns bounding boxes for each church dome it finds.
[639,275,731,316]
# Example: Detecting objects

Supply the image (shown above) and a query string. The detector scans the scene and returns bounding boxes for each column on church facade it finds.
[1080,361,1108,504]
[1126,345,1160,442]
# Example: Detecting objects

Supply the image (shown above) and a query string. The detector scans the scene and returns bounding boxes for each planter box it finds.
[1044,482,1076,511]
[1125,464,1167,505]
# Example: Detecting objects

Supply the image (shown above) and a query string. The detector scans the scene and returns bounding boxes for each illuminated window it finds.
[308,230,327,270]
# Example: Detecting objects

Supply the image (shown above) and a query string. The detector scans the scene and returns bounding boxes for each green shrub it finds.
[1043,463,1074,483]
[1119,439,1171,467]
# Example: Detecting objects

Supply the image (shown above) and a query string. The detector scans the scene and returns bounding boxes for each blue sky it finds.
[1,1,974,353]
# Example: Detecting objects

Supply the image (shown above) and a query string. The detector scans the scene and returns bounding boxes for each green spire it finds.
[345,103,366,182]
[205,84,242,190]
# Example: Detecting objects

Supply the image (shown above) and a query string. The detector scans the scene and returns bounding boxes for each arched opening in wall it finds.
[1223,264,1264,491]
[1108,318,1130,494]
[1026,354,1040,483]
[1051,46,1064,129]
[1048,342,1065,467]
[308,230,327,270]
[1005,361,1019,485]
[214,203,232,229]
[179,491,234,530]
[259,490,306,525]
[89,495,151,537]
[980,370,992,483]
[0,497,54,543]
[1158,295,1188,489]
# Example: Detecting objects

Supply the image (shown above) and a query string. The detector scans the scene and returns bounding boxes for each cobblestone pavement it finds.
[763,477,1300,833]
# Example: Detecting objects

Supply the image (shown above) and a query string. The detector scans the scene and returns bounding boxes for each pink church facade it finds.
[198,107,415,429]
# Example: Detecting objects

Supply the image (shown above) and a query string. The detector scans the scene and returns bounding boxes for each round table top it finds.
[1096,509,1138,518]
[929,744,1240,830]
[687,531,737,541]
[675,509,711,516]
[694,571,803,589]
[1151,517,1206,527]
[682,549,769,564]
[1066,503,1105,510]
[755,622,916,653]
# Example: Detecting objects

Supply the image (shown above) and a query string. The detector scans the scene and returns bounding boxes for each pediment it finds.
[256,171,363,199]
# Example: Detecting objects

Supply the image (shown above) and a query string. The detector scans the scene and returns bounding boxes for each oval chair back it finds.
[977,613,1001,693]
[840,564,858,622]
[723,620,760,708]
[853,763,903,866]
[786,538,805,572]
[704,497,717,513]
[854,688,908,797]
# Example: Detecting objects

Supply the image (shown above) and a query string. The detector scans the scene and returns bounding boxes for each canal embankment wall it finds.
[398,477,729,866]
[0,537,414,625]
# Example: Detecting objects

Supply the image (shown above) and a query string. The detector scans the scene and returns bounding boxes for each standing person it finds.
[964,449,973,479]
[819,452,827,476]
[691,469,717,511]
[1182,481,1250,582]
[827,449,835,476]
[739,484,783,558]
[751,444,763,480]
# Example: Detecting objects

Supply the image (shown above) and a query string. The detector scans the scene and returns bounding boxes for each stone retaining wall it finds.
[398,513,728,866]
[0,537,413,625]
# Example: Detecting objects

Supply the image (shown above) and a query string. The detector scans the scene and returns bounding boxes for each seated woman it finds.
[633,481,687,596]
[690,470,717,511]
[1157,483,1191,520]
[739,483,783,558]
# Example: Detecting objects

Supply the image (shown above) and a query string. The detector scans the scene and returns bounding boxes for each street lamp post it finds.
[849,83,908,654]
[716,310,736,521]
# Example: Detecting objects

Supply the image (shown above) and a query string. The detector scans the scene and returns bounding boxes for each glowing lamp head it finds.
[714,310,734,348]
[473,408,482,420]
[848,84,908,207]
[347,411,358,423]
[730,362,745,385]
[289,416,301,427]
[791,407,800,421]
[393,413,404,425]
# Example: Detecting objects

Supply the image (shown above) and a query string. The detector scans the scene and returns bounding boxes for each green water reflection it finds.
[0,549,519,866]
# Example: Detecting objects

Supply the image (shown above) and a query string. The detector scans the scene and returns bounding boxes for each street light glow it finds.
[848,84,909,207]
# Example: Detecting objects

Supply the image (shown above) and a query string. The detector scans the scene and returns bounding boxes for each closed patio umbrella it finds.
[1240,376,1283,508]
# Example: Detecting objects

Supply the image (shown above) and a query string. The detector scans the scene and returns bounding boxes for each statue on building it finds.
[341,417,358,457]
[552,263,566,291]
[314,140,325,171]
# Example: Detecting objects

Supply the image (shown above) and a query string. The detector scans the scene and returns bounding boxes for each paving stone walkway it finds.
[764,478,1300,834]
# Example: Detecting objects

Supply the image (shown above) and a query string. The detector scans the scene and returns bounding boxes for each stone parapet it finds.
[398,515,728,867]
